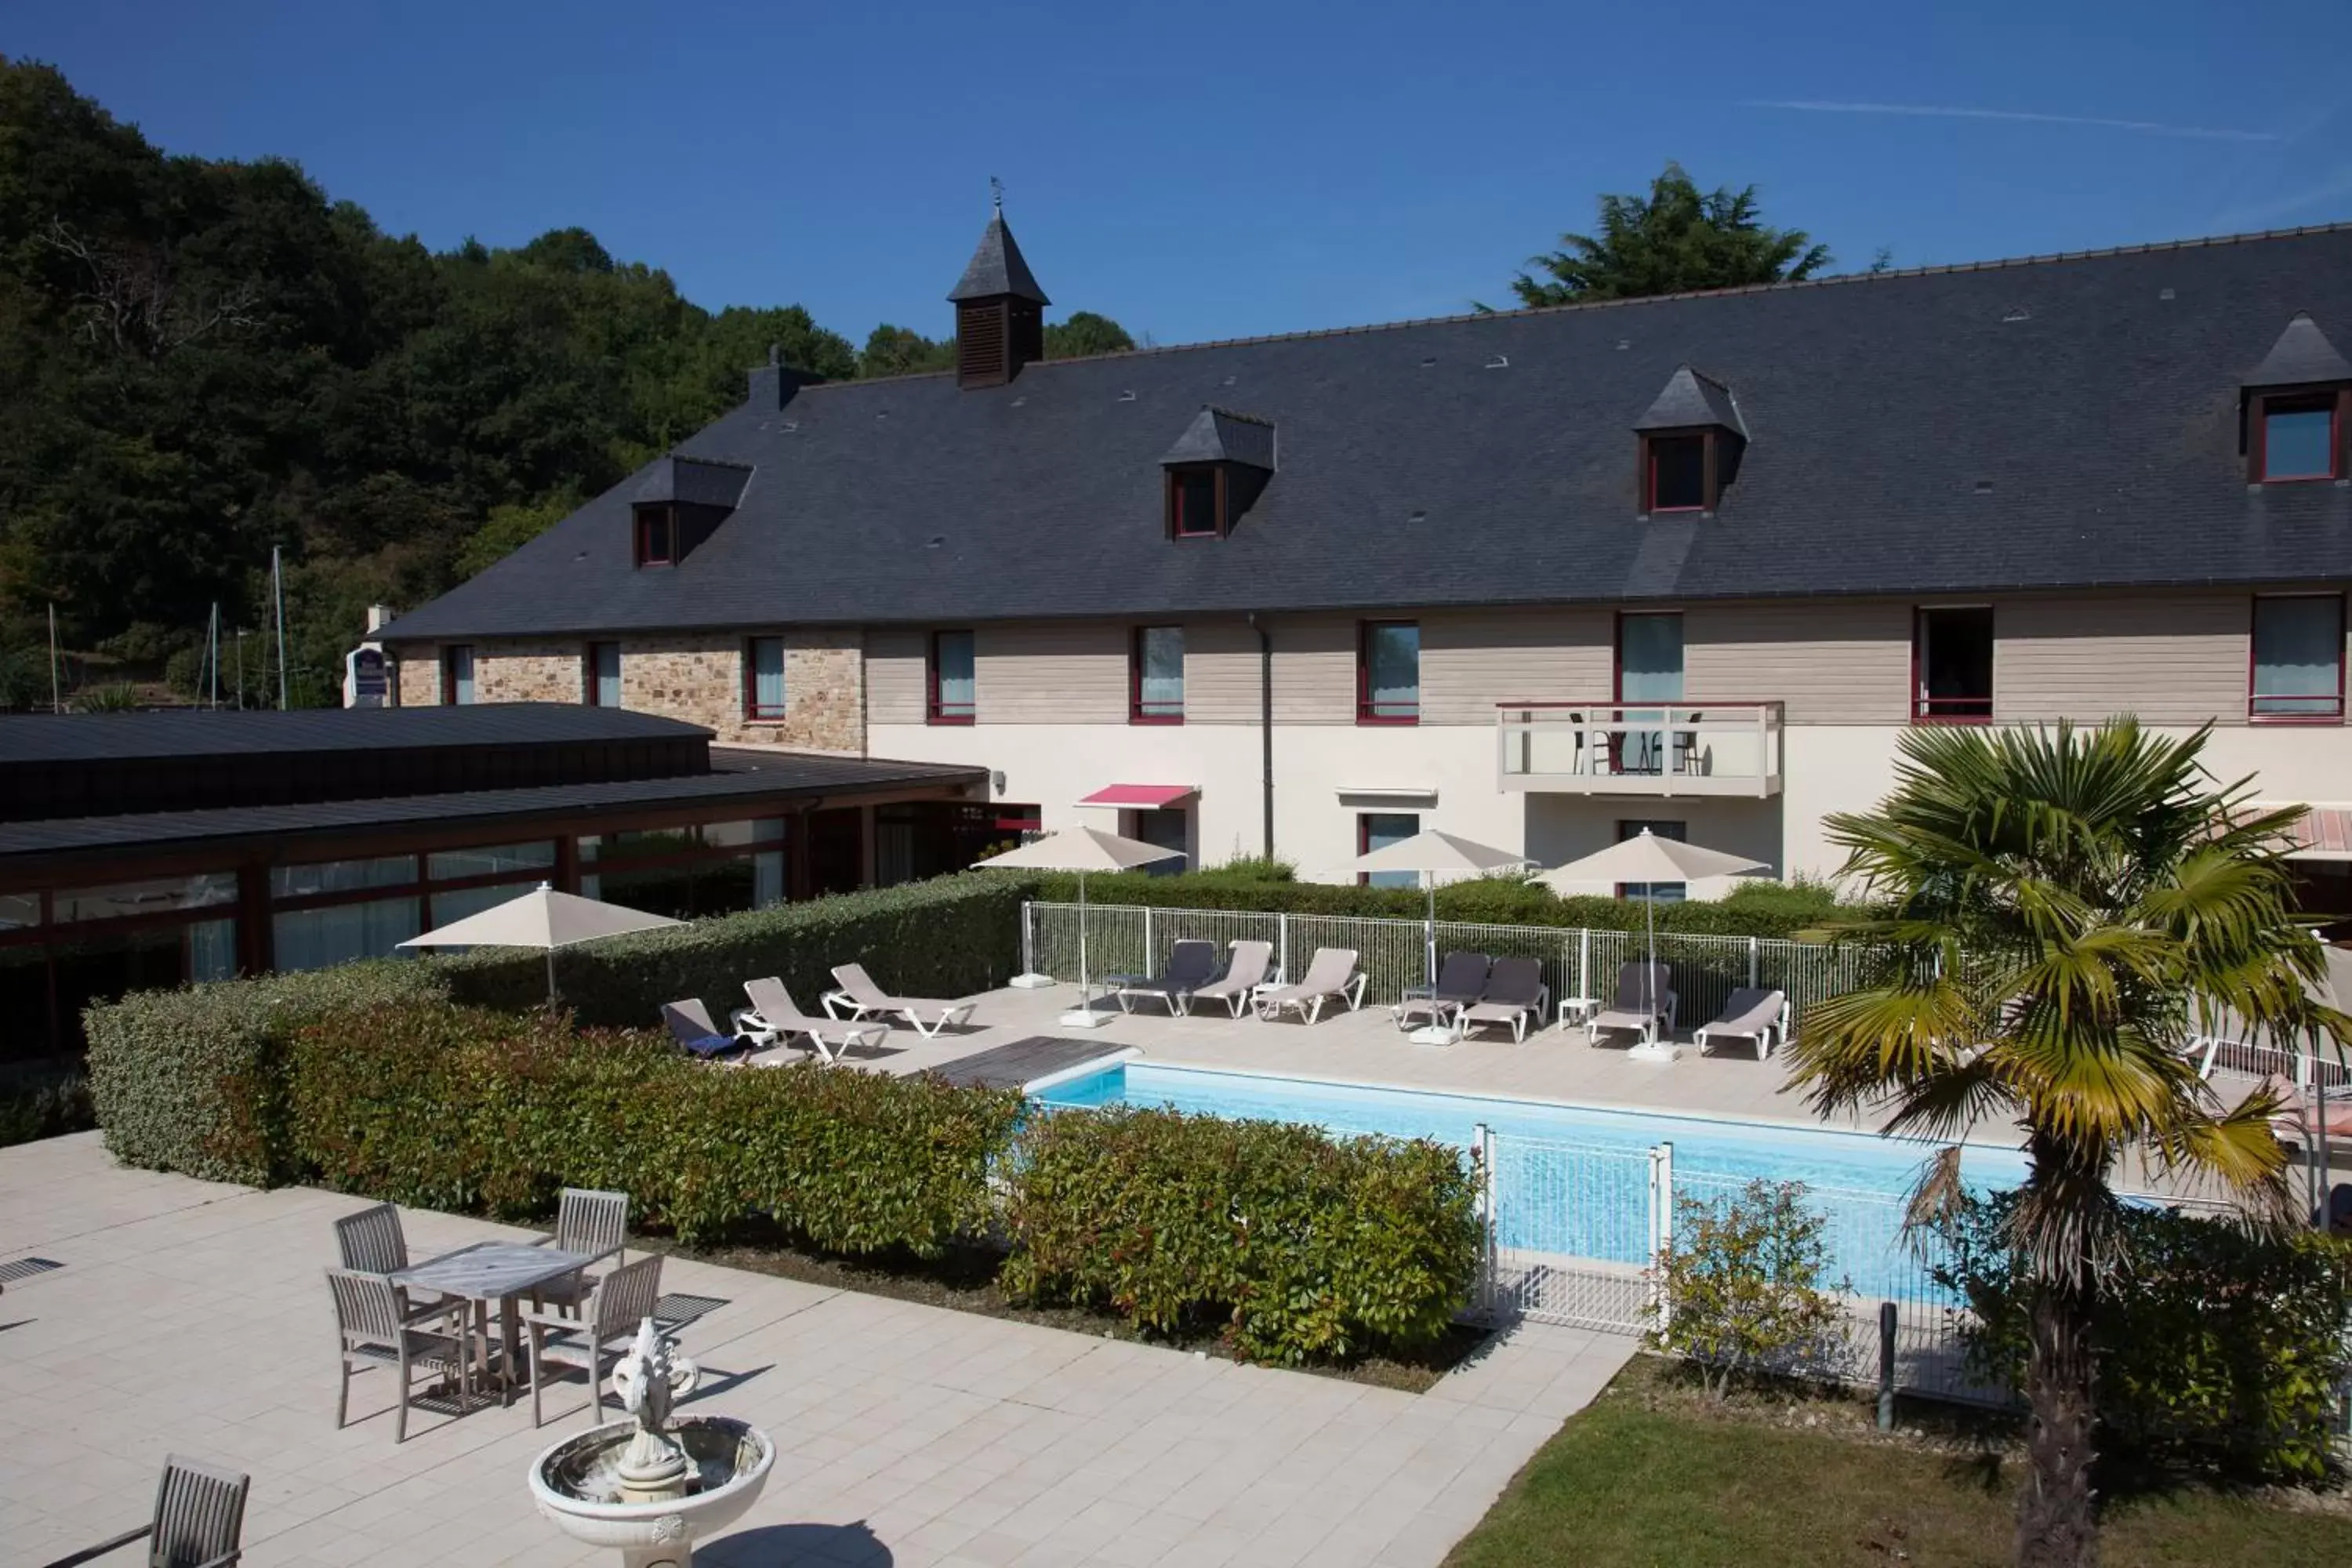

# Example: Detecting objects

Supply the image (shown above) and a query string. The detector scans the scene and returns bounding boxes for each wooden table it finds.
[394,1241,593,1403]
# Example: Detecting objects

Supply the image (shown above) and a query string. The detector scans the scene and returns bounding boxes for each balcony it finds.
[1496,702,1783,797]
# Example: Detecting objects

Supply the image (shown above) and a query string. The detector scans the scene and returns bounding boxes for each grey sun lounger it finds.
[823,962,981,1038]
[1461,956,1550,1042]
[1392,951,1490,1033]
[1114,939,1223,1016]
[1187,940,1274,1018]
[1254,946,1367,1025]
[736,976,891,1064]
[1693,987,1789,1060]
[1586,961,1677,1047]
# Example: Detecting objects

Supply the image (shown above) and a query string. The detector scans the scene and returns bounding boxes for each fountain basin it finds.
[530,1414,775,1560]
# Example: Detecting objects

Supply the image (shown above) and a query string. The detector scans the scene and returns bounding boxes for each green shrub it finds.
[1009,869,1864,938]
[85,960,448,1184]
[1002,1105,1483,1364]
[441,871,1036,1025]
[284,1001,1022,1252]
[1937,1191,2352,1484]
[1648,1179,1852,1397]
[0,1061,96,1147]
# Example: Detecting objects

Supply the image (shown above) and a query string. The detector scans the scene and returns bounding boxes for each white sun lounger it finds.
[1693,987,1788,1060]
[735,976,891,1064]
[823,962,980,1039]
[1253,947,1367,1025]
[1187,940,1275,1018]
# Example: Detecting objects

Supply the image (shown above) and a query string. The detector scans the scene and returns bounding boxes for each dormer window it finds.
[634,504,676,567]
[1167,466,1225,539]
[1646,434,1708,512]
[1633,365,1746,517]
[2243,313,2350,485]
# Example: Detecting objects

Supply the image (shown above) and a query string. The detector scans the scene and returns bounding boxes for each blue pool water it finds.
[1033,1062,2030,1299]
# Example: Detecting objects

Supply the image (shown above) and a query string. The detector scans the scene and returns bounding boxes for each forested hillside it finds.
[0,59,1130,707]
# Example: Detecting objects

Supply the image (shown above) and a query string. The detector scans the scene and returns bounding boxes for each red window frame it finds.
[583,642,619,706]
[441,644,474,706]
[2252,392,2345,485]
[2249,593,2347,724]
[1167,465,1225,539]
[1643,432,1710,514]
[634,504,677,567]
[927,630,975,724]
[742,636,786,721]
[1356,619,1420,725]
[1911,606,1994,724]
[1130,626,1185,724]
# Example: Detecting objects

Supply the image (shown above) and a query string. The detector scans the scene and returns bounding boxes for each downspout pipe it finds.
[1247,612,1273,861]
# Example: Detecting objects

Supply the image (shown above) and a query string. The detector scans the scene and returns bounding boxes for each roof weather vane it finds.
[990,176,1003,216]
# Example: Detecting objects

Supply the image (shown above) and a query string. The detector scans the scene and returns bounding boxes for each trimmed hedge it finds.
[1001,1104,1483,1363]
[1014,869,1858,938]
[286,1003,1022,1252]
[1940,1192,2352,1484]
[85,872,1034,1184]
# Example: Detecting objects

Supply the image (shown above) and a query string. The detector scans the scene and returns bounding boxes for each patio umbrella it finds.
[1327,829,1527,995]
[975,827,1185,1028]
[397,881,683,1000]
[1534,830,1767,1058]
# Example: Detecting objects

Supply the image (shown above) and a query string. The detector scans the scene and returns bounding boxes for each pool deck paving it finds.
[0,1132,1634,1567]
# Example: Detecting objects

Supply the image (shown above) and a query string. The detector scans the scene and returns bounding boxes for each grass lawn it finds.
[1446,1358,2352,1567]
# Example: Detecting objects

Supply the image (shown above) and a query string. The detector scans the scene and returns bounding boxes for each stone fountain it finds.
[529,1319,775,1568]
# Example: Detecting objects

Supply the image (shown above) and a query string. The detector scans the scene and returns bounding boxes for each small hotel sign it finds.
[346,646,390,708]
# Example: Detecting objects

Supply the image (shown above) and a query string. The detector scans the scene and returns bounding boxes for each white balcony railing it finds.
[1496,702,1784,797]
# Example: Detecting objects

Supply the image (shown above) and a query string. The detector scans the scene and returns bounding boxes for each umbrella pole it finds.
[546,946,557,1005]
[1425,874,1437,990]
[1061,868,1105,1028]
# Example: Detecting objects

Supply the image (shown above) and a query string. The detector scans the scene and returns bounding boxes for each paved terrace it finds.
[0,1134,1632,1568]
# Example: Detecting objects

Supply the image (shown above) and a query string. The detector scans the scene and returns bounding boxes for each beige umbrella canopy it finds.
[976,827,1185,1026]
[1328,829,1526,989]
[397,881,683,999]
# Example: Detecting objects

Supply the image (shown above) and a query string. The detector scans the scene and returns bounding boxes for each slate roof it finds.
[0,749,985,864]
[1634,366,1747,437]
[0,704,708,764]
[381,224,2352,643]
[2248,312,2352,387]
[948,212,1050,305]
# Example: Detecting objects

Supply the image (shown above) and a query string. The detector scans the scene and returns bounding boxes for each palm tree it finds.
[1788,720,2331,1568]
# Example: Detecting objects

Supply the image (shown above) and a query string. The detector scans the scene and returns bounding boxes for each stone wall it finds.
[387,632,866,755]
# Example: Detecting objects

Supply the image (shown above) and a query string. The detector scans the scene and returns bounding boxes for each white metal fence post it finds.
[1143,905,1156,970]
[1472,1122,1497,1320]
[1748,935,1759,989]
[1646,1141,1675,1334]
[1022,901,1034,975]
[1577,927,1590,1007]
[1277,911,1291,983]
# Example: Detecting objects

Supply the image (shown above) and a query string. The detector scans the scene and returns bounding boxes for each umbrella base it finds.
[1058,1010,1111,1029]
[1009,973,1056,989]
[1406,1025,1462,1048]
[1628,1040,1682,1064]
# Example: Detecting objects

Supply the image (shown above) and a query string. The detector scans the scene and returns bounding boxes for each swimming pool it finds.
[1033,1061,2029,1299]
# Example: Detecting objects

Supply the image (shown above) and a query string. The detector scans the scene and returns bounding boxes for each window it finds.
[1131,808,1189,875]
[426,841,554,881]
[1359,812,1420,888]
[1646,434,1708,512]
[586,642,622,707]
[1131,626,1185,722]
[1617,819,1687,902]
[634,504,676,567]
[2259,396,2341,482]
[1913,607,1994,721]
[1614,612,1686,775]
[1359,621,1420,724]
[1168,466,1224,539]
[928,630,975,724]
[2251,594,2345,720]
[746,637,786,720]
[578,819,785,920]
[442,644,475,706]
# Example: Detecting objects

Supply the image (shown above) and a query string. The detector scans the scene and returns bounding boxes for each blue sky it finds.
[11,0,2350,348]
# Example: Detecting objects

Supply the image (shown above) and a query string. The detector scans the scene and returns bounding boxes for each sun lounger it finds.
[1586,962,1677,1047]
[1461,956,1550,1043]
[661,999,750,1059]
[735,977,891,1064]
[1188,940,1274,1018]
[822,963,981,1039]
[1114,939,1222,1016]
[1694,987,1789,1060]
[1253,947,1367,1025]
[1392,951,1490,1034]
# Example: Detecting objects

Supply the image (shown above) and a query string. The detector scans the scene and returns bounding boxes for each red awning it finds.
[1077,783,1197,808]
